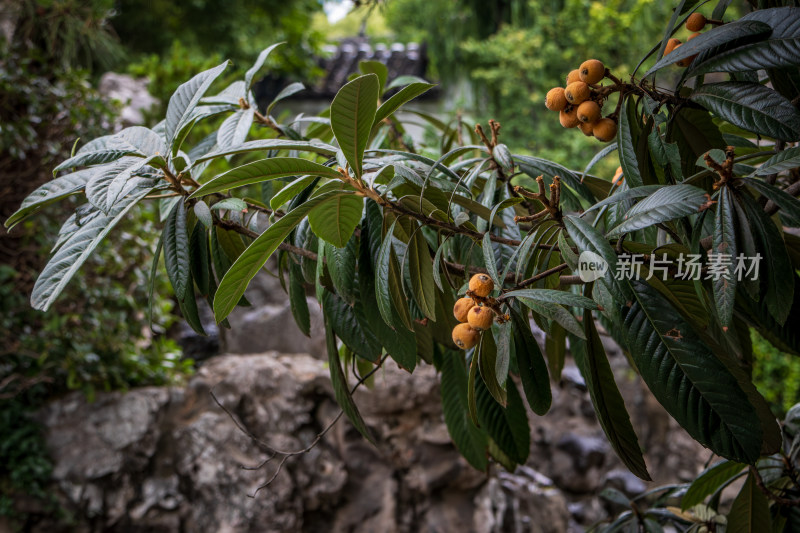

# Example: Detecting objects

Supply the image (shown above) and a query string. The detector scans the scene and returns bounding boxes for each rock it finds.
[24,332,712,531]
[222,270,327,358]
[603,468,648,497]
[98,72,158,126]
[223,297,326,357]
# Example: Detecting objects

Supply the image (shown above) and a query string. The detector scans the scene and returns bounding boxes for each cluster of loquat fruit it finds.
[451,274,496,350]
[664,12,715,66]
[544,59,618,142]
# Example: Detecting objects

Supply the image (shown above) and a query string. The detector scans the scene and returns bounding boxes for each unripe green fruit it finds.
[579,59,605,85]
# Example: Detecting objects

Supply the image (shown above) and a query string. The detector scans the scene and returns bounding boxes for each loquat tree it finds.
[7,1,800,529]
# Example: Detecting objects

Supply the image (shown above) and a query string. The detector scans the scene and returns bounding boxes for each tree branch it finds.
[211,353,391,497]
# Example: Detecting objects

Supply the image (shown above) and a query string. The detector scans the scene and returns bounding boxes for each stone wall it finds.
[19,343,709,532]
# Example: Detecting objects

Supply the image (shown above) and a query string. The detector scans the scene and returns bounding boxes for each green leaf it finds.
[357,265,417,371]
[245,43,283,89]
[754,146,800,175]
[407,225,437,320]
[690,82,800,142]
[514,154,595,204]
[195,139,337,163]
[325,237,357,304]
[308,193,363,248]
[375,221,407,329]
[688,9,800,77]
[607,184,708,236]
[574,306,651,480]
[617,97,645,189]
[216,108,254,150]
[288,262,310,336]
[645,20,771,76]
[270,175,316,210]
[5,168,94,229]
[267,82,305,115]
[713,187,738,328]
[475,372,530,466]
[323,290,382,362]
[31,187,152,311]
[482,232,500,287]
[682,460,746,510]
[521,299,585,339]
[189,224,211,297]
[739,192,795,325]
[193,200,213,228]
[504,289,599,310]
[165,61,229,154]
[53,148,140,173]
[493,321,512,389]
[510,308,552,415]
[467,351,480,426]
[743,177,800,222]
[164,201,191,300]
[213,191,341,323]
[359,60,388,94]
[177,269,206,336]
[440,353,489,471]
[373,82,436,126]
[331,74,380,179]
[147,232,164,329]
[477,331,506,407]
[564,215,631,303]
[190,158,341,198]
[622,280,764,464]
[325,313,376,445]
[727,472,771,533]
[585,185,662,214]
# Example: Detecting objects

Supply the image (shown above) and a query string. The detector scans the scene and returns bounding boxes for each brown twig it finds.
[211,353,391,497]
[749,465,800,507]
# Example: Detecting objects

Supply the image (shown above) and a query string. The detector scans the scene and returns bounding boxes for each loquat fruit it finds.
[469,273,495,297]
[577,100,601,123]
[578,120,595,136]
[579,59,605,85]
[685,12,706,32]
[593,118,618,142]
[664,38,681,55]
[545,87,568,111]
[467,306,495,331]
[566,69,582,85]
[453,297,474,323]
[688,32,701,41]
[612,166,624,185]
[452,323,480,350]
[559,107,580,128]
[565,81,590,105]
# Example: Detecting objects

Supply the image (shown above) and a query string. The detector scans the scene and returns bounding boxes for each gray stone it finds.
[603,468,648,497]
[98,72,158,126]
[224,297,326,358]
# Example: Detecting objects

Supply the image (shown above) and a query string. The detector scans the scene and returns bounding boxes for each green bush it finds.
[9,1,800,530]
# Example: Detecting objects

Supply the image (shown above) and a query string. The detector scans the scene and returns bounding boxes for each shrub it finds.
[8,4,800,529]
